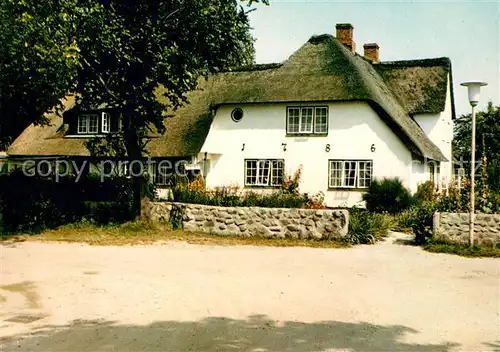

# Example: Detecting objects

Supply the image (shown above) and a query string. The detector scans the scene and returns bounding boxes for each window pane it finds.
[300,107,313,133]
[149,162,157,183]
[88,114,98,133]
[329,161,343,187]
[102,113,110,133]
[257,160,270,185]
[287,108,300,133]
[245,160,257,185]
[429,163,435,182]
[271,160,284,186]
[314,107,328,134]
[358,161,373,188]
[78,115,88,134]
[157,163,170,185]
[344,161,356,187]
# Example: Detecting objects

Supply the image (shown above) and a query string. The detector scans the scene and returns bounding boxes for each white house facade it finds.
[199,102,417,207]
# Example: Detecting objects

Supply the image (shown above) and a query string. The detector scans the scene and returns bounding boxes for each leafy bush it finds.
[347,207,394,244]
[410,202,438,245]
[0,170,135,233]
[172,185,314,209]
[394,206,420,232]
[281,166,302,194]
[305,192,327,209]
[488,192,500,213]
[171,166,326,209]
[414,181,437,205]
[435,186,465,212]
[363,178,414,214]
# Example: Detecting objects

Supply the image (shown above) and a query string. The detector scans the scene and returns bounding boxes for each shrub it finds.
[411,202,438,245]
[0,170,135,233]
[394,206,420,232]
[414,181,437,205]
[305,192,327,209]
[436,186,465,212]
[363,178,414,214]
[281,166,302,194]
[171,177,322,209]
[347,207,394,244]
[488,192,500,213]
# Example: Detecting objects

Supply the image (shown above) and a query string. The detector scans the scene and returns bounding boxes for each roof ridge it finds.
[379,57,451,67]
[222,63,283,73]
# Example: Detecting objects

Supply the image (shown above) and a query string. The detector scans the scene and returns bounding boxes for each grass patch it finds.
[423,240,500,258]
[1,221,349,248]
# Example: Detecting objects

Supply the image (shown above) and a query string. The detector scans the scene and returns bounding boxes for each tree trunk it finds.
[123,112,144,220]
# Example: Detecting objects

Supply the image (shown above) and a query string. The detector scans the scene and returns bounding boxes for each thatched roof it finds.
[8,34,451,161]
[375,58,455,118]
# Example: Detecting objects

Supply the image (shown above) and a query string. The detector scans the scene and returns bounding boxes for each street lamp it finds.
[460,80,487,247]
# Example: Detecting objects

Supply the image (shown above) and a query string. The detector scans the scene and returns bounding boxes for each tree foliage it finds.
[0,0,83,149]
[453,102,500,191]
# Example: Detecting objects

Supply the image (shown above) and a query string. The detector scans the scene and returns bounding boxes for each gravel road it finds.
[1,233,498,351]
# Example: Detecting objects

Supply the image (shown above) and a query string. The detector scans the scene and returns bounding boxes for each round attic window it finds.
[231,108,244,122]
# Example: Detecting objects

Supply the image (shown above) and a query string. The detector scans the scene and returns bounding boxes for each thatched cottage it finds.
[7,23,455,207]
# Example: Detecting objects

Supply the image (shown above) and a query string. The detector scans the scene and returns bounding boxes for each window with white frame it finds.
[102,112,110,133]
[429,162,440,184]
[245,159,284,187]
[287,106,328,135]
[77,114,99,134]
[454,167,465,189]
[328,160,373,188]
[156,162,171,186]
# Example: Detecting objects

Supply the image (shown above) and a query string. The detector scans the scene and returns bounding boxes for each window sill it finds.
[244,185,281,189]
[65,134,115,138]
[286,133,328,137]
[327,187,369,192]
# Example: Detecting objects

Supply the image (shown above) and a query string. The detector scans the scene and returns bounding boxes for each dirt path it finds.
[1,233,499,351]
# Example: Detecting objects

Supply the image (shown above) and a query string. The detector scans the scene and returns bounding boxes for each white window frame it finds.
[245,159,284,187]
[77,115,88,134]
[314,107,328,134]
[328,160,373,189]
[156,162,170,186]
[287,106,328,135]
[102,112,110,133]
[429,162,440,184]
[77,114,99,134]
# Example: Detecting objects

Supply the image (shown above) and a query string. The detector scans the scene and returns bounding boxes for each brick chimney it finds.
[335,23,355,54]
[363,43,380,63]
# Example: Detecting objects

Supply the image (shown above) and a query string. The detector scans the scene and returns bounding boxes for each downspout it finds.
[203,152,208,179]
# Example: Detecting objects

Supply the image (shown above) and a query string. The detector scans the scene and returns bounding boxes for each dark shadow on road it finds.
[390,232,417,246]
[392,237,417,246]
[1,314,459,351]
[484,341,500,351]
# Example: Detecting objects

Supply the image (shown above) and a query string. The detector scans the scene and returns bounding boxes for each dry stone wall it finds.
[433,212,500,245]
[143,201,349,239]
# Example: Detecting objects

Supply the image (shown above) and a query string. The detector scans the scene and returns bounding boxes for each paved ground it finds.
[0,233,498,351]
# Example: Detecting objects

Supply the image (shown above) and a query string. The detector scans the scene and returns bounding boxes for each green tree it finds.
[453,102,500,191]
[0,0,84,149]
[1,0,268,216]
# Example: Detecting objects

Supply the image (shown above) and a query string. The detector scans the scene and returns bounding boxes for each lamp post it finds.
[460,81,487,248]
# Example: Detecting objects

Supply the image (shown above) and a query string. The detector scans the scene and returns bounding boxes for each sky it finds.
[248,0,499,117]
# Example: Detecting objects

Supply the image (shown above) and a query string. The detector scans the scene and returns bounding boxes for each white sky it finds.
[248,0,500,117]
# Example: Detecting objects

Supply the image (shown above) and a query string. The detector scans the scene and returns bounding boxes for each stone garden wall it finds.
[433,212,500,245]
[142,201,349,239]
